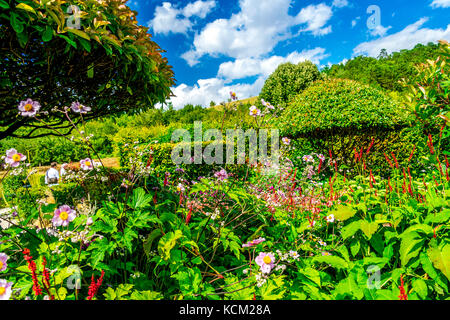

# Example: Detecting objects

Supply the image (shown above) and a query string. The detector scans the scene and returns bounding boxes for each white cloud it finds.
[182,0,333,66]
[183,0,216,18]
[351,17,360,28]
[369,24,392,37]
[431,0,450,8]
[166,77,266,109]
[169,48,329,109]
[294,3,334,36]
[217,48,329,80]
[332,0,349,8]
[354,18,450,57]
[149,1,216,35]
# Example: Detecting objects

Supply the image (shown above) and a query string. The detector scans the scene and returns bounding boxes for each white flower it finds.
[326,214,335,223]
[249,105,261,117]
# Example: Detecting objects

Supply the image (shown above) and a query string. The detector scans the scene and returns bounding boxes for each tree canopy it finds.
[322,42,442,92]
[0,0,175,139]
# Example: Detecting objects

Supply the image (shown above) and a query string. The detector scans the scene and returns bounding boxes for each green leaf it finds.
[360,220,379,239]
[158,230,183,260]
[67,28,90,41]
[42,27,53,42]
[350,240,360,257]
[341,220,361,240]
[87,63,94,78]
[334,277,363,299]
[424,209,450,224]
[16,3,36,14]
[399,231,425,267]
[312,255,349,270]
[143,229,162,258]
[130,290,163,300]
[10,12,24,33]
[412,279,428,299]
[332,204,357,221]
[0,0,9,9]
[420,252,448,291]
[427,243,450,281]
[129,187,152,209]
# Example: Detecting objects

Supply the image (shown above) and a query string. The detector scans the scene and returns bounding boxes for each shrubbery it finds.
[275,79,421,171]
[259,60,321,108]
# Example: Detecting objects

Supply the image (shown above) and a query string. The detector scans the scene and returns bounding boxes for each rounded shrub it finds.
[259,60,321,107]
[274,79,418,173]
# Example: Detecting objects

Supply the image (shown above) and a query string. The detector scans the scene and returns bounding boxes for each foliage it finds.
[275,79,420,171]
[259,60,321,108]
[401,40,449,134]
[323,42,442,93]
[0,0,175,139]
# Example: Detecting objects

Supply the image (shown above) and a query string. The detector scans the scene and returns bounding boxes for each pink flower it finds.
[71,102,91,114]
[255,252,275,274]
[261,99,275,110]
[282,137,291,145]
[249,105,261,117]
[0,279,13,300]
[242,237,266,248]
[5,148,26,167]
[214,169,229,181]
[0,253,8,272]
[18,98,40,117]
[52,205,76,227]
[80,158,94,170]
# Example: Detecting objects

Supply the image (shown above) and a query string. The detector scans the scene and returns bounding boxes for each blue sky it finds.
[126,0,450,108]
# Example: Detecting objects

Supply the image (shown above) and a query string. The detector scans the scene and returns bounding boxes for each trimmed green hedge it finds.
[274,79,422,172]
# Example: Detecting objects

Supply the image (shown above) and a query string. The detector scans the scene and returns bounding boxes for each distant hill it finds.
[322,42,442,92]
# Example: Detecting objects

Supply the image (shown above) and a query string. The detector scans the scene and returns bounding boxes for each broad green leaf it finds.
[427,243,450,281]
[67,28,90,40]
[130,291,163,300]
[334,277,363,299]
[341,220,361,240]
[420,252,448,291]
[360,220,379,239]
[332,204,357,221]
[350,240,360,257]
[412,279,428,299]
[0,0,9,9]
[42,27,53,42]
[16,3,36,14]
[312,255,349,270]
[158,230,183,260]
[424,209,450,224]
[399,231,425,266]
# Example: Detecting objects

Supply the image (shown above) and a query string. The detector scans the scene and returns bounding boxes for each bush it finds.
[274,79,418,172]
[259,60,321,107]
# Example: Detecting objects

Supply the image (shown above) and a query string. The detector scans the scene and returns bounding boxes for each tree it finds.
[259,60,321,107]
[0,0,175,140]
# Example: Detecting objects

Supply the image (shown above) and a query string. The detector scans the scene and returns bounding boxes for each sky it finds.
[126,0,450,109]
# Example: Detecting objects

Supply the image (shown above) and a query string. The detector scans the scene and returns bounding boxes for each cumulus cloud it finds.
[430,0,450,8]
[182,0,333,66]
[149,0,216,35]
[166,77,266,109]
[354,18,450,57]
[332,0,349,8]
[369,24,392,37]
[217,48,329,80]
[168,48,329,109]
